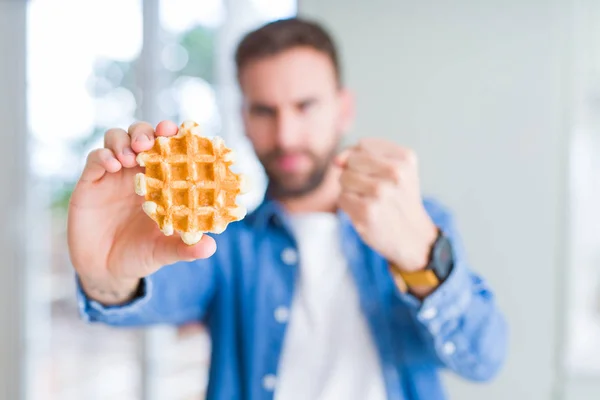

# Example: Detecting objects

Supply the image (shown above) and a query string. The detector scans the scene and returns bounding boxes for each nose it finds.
[274,109,302,150]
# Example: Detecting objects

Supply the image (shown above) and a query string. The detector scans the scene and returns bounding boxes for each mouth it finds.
[273,153,311,172]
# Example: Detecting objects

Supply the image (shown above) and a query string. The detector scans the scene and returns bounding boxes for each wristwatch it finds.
[392,229,454,290]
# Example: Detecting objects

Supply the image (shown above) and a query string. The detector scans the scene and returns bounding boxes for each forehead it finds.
[239,47,338,104]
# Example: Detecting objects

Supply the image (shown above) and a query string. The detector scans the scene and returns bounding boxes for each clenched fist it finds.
[335,138,438,272]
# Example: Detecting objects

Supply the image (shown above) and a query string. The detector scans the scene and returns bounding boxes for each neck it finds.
[273,167,341,214]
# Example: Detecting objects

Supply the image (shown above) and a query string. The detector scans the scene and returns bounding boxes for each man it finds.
[68,17,508,400]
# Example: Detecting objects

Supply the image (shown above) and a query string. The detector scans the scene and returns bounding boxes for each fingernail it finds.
[136,135,150,143]
[123,147,134,155]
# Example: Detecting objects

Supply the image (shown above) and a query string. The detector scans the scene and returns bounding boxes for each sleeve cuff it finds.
[396,261,473,335]
[76,274,154,323]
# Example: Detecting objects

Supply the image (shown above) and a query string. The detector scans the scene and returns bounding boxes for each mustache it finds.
[261,148,317,164]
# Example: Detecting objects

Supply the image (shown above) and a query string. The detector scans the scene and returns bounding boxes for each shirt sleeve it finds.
[396,199,509,382]
[76,257,218,327]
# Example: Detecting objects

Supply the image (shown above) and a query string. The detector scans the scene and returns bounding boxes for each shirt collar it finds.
[246,192,284,230]
[247,191,355,235]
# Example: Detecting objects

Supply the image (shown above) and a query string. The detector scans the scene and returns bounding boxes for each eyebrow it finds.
[247,103,276,114]
[247,97,319,114]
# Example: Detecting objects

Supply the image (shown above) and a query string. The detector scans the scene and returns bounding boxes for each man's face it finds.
[239,47,353,198]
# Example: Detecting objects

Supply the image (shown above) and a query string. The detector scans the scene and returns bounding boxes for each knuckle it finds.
[87,148,103,159]
[402,148,418,165]
[128,121,142,132]
[128,121,153,136]
[346,155,360,171]
[345,148,357,161]
[86,148,105,165]
[357,138,374,151]
[104,128,126,145]
[386,162,402,183]
[348,151,366,169]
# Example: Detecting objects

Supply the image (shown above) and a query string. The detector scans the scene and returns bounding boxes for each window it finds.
[564,1,600,379]
[26,0,296,398]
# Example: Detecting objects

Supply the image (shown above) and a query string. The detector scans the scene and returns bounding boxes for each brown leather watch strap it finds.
[390,264,440,292]
[400,269,439,287]
[390,268,409,293]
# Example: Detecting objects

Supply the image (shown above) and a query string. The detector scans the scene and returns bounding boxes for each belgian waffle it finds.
[134,121,249,245]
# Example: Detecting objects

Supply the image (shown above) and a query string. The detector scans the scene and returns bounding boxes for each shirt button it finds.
[274,306,290,323]
[443,341,456,355]
[281,248,298,265]
[262,374,277,391]
[421,307,437,320]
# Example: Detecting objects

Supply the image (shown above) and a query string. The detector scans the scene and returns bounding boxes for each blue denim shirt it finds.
[77,196,508,400]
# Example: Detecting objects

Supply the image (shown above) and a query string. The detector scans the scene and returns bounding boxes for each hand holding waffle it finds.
[67,120,248,305]
[335,138,438,272]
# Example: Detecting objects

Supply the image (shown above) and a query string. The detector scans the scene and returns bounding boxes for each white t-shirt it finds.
[274,213,388,400]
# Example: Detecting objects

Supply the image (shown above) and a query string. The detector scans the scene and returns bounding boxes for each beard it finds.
[259,145,339,199]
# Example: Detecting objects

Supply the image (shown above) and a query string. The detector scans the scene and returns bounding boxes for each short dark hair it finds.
[234,17,342,85]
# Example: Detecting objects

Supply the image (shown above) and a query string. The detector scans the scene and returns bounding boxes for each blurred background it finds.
[2,0,600,399]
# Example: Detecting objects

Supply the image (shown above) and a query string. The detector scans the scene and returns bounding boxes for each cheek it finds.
[304,113,341,154]
[244,117,275,152]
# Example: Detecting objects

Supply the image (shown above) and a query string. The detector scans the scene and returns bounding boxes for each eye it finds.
[297,100,316,113]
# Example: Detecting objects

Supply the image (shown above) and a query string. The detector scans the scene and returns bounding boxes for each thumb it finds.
[152,233,217,267]
[333,148,351,168]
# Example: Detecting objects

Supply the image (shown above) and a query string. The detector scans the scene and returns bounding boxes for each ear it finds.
[337,88,356,134]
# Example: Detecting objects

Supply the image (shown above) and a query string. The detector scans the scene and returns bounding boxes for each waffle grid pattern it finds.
[135,122,246,244]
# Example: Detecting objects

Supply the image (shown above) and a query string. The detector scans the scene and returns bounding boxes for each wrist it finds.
[390,227,455,299]
[391,223,439,272]
[79,272,141,306]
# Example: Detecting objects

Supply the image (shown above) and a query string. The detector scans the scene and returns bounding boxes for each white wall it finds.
[299,1,574,399]
[0,1,28,399]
